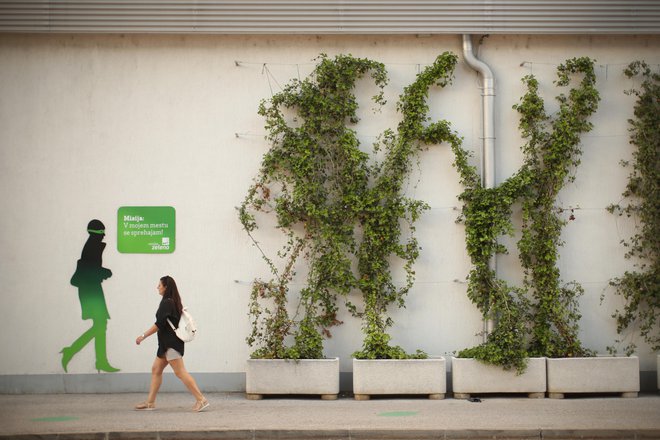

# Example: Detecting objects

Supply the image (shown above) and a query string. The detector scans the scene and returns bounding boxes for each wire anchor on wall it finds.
[235,132,266,139]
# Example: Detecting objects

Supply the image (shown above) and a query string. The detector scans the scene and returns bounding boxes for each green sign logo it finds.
[117,206,175,254]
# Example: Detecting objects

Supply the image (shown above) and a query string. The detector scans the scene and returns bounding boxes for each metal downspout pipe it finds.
[462,34,496,341]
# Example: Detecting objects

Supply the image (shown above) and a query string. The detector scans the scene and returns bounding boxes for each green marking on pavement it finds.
[31,416,78,422]
[378,411,418,417]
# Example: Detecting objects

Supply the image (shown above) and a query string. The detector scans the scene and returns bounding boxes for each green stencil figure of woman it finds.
[61,219,119,373]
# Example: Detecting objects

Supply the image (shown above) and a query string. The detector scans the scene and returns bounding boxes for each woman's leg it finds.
[168,358,205,402]
[147,356,168,404]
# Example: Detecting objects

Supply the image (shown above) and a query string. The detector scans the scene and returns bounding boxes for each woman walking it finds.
[134,275,209,412]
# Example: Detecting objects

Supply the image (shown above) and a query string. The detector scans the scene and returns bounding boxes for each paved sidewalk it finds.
[1,392,659,439]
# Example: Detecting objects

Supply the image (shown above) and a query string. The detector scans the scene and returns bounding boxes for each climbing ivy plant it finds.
[606,61,660,355]
[239,54,388,359]
[450,118,532,372]
[351,52,461,360]
[455,57,600,371]
[517,58,600,359]
[239,52,460,360]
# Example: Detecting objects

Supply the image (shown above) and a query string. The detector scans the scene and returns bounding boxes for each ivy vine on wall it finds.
[518,58,600,360]
[450,114,532,372]
[351,52,462,360]
[239,54,388,360]
[606,61,660,355]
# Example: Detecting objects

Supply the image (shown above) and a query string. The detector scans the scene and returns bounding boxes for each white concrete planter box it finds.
[245,358,340,400]
[546,356,640,398]
[451,357,547,399]
[352,358,446,400]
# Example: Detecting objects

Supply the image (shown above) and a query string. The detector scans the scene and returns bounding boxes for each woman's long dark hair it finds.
[160,275,183,315]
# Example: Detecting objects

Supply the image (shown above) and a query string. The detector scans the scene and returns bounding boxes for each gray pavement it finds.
[1,392,660,439]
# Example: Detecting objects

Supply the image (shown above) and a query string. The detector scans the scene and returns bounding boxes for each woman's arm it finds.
[135,324,158,345]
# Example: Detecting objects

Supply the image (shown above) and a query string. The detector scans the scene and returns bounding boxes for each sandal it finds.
[192,399,209,412]
[134,401,156,411]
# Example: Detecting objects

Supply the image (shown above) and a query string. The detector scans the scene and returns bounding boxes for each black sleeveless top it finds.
[155,297,185,358]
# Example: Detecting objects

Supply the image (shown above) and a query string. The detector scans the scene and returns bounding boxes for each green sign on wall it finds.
[117,206,175,254]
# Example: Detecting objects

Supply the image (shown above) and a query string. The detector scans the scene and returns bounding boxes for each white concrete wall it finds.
[0,34,658,384]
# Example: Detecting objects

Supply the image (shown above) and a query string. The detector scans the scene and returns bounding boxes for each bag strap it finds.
[166,306,186,330]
